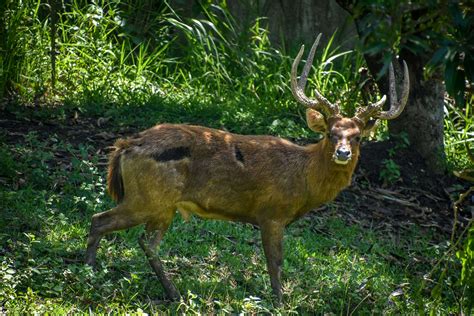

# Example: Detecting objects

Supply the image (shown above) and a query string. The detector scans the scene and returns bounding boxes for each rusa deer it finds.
[85,34,409,303]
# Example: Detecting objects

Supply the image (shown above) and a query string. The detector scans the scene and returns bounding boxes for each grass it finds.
[0,0,472,313]
[0,127,468,313]
[1,0,369,135]
[444,96,474,170]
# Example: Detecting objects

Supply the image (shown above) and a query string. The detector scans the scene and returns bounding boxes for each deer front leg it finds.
[260,220,284,304]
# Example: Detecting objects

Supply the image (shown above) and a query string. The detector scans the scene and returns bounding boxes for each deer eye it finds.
[329,134,338,144]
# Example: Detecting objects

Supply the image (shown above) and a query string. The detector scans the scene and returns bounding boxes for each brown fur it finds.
[86,116,368,302]
[107,139,131,203]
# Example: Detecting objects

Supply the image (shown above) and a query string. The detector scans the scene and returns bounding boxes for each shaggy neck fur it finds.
[304,138,359,207]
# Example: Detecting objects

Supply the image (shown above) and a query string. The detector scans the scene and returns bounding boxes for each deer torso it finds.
[118,124,358,226]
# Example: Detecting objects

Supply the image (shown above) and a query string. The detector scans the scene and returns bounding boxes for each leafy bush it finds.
[379,159,401,184]
[1,0,367,138]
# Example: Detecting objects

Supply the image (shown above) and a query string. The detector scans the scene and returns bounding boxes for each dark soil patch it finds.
[336,140,472,238]
[359,140,455,196]
[1,108,472,240]
[0,109,133,147]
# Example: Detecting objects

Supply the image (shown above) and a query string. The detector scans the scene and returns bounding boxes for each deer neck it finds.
[304,139,359,206]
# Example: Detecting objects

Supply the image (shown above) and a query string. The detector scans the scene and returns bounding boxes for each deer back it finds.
[110,124,322,225]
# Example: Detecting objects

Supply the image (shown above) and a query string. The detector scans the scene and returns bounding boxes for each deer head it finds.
[291,33,410,165]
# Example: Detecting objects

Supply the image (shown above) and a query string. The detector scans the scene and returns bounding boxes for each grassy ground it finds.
[0,0,472,313]
[0,104,469,314]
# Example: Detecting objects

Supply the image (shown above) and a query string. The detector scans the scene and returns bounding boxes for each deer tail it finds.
[107,139,130,203]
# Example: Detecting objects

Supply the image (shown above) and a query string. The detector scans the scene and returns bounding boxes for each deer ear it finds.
[306,109,328,133]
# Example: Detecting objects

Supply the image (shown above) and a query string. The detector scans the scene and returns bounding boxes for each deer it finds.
[85,34,409,303]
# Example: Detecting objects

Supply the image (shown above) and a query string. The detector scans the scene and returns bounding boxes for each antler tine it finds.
[291,34,339,117]
[354,94,387,124]
[291,45,315,107]
[354,60,410,124]
[378,60,410,120]
[298,34,319,93]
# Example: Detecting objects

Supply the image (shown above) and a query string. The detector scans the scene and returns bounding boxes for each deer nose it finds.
[336,148,351,160]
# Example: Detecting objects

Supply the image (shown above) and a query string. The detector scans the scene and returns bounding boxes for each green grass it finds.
[0,0,472,313]
[444,96,474,170]
[1,0,370,136]
[0,132,468,314]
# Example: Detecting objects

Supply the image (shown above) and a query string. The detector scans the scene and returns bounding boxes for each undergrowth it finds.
[1,0,369,138]
[0,0,472,313]
[2,0,471,168]
[0,132,468,313]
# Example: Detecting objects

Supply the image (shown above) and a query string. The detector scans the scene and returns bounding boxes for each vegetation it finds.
[0,0,472,313]
[336,0,473,173]
[0,132,468,313]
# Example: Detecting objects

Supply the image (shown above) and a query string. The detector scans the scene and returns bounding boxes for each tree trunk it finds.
[364,50,446,174]
[226,0,357,50]
[388,52,446,173]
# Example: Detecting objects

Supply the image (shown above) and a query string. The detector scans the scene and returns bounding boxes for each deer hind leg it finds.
[85,204,142,266]
[139,212,180,300]
[260,220,285,305]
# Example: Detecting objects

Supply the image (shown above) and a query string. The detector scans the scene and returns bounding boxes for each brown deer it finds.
[85,34,409,303]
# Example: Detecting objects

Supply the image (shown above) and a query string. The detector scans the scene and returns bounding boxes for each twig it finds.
[409,187,444,202]
[451,186,474,243]
[371,191,420,208]
[349,294,371,316]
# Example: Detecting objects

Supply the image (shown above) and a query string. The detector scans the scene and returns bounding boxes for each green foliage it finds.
[457,224,474,311]
[427,3,474,107]
[444,97,474,170]
[0,0,365,139]
[344,0,473,109]
[379,132,409,184]
[0,0,49,99]
[379,159,401,184]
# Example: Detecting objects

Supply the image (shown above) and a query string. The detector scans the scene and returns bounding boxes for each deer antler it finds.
[354,61,410,124]
[291,34,340,117]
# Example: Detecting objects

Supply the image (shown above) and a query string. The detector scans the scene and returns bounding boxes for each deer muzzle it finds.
[333,147,352,165]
